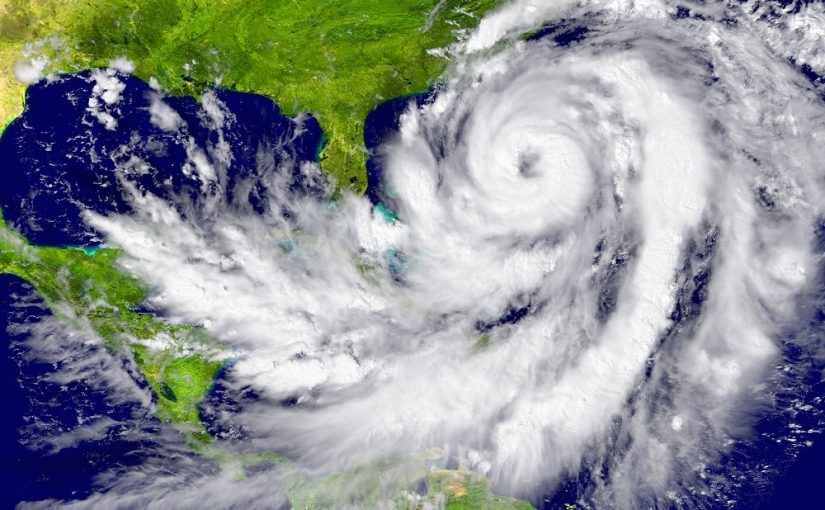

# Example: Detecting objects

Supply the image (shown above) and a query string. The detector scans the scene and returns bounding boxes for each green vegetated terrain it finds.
[0,209,223,447]
[0,210,535,505]
[0,0,500,190]
[0,0,543,506]
[427,470,537,510]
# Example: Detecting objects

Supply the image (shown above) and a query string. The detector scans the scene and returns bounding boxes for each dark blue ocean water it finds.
[0,72,322,506]
[0,70,324,246]
[363,90,433,211]
[359,73,825,510]
[1,63,824,507]
[0,273,162,507]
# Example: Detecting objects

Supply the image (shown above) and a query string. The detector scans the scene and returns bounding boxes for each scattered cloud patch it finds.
[108,56,136,74]
[14,57,49,84]
[86,69,126,130]
[148,95,184,132]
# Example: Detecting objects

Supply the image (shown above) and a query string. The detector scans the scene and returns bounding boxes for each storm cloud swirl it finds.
[16,0,825,508]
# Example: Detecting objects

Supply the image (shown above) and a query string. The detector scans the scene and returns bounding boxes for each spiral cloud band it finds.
[37,0,825,507]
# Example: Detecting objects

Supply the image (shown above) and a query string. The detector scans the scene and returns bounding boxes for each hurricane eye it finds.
[516,150,541,178]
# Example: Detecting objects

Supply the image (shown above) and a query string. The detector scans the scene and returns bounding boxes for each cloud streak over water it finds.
[17,0,825,507]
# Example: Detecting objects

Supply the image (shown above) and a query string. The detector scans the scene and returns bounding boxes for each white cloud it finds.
[49,0,825,506]
[14,56,49,84]
[108,56,136,74]
[148,95,184,131]
[464,0,580,52]
[86,69,126,130]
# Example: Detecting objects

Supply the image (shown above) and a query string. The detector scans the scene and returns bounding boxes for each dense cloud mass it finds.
[12,0,825,508]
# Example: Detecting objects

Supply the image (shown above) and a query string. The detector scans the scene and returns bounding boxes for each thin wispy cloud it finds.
[15,0,825,507]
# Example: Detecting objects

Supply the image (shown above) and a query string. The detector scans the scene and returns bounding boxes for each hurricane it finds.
[4,0,825,508]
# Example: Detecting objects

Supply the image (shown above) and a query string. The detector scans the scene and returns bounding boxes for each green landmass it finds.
[0,0,500,190]
[0,0,543,506]
[0,205,537,509]
[0,208,224,446]
[0,203,538,508]
[426,470,535,510]
[226,450,537,509]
